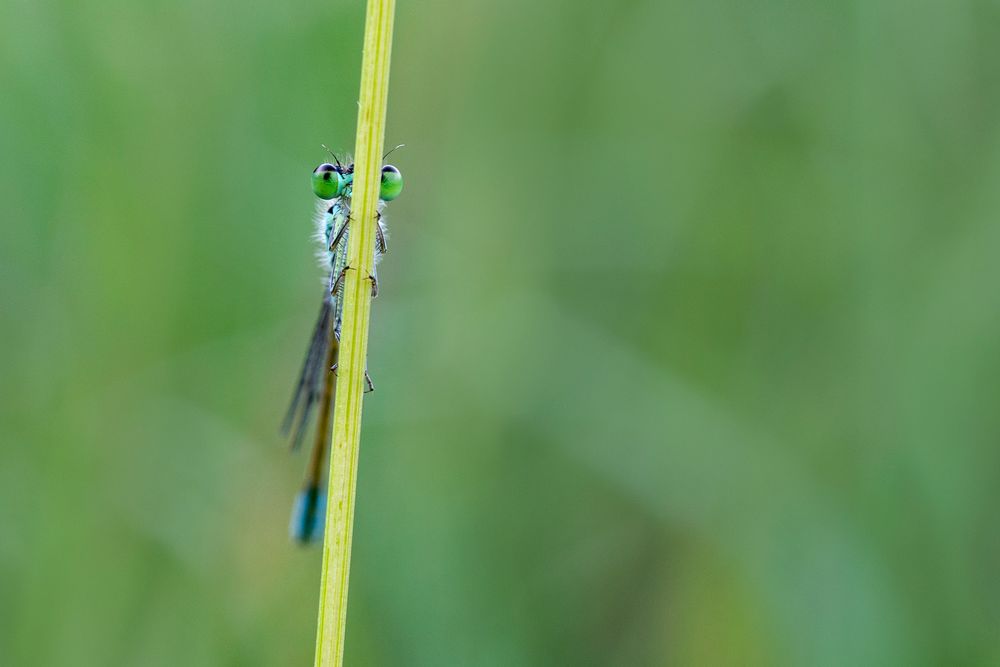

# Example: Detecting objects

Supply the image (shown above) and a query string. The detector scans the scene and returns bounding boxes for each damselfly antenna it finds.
[321,144,343,169]
[382,144,405,161]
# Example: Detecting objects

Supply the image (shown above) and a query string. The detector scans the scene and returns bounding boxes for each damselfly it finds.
[282,148,404,543]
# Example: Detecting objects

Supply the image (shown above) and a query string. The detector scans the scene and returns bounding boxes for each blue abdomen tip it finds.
[290,486,326,544]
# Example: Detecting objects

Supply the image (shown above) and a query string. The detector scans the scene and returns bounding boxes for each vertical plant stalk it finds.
[313,1,396,665]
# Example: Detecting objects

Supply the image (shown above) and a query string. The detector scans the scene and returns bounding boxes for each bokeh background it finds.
[3,0,1000,664]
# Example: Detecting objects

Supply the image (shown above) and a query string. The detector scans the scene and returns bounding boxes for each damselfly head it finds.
[312,160,401,202]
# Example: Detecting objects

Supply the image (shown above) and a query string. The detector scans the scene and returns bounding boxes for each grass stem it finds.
[313,1,396,664]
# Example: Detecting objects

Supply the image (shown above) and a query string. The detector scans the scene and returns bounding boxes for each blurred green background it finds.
[2,0,999,665]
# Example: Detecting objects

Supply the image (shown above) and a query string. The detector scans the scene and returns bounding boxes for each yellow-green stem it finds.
[313,1,395,665]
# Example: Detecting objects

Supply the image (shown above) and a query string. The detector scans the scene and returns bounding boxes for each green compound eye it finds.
[379,165,403,201]
[312,163,345,199]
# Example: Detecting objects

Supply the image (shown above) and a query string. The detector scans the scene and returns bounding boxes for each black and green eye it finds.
[379,165,403,201]
[312,163,345,199]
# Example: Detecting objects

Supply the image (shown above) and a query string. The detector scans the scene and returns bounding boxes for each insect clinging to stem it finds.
[282,146,404,543]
